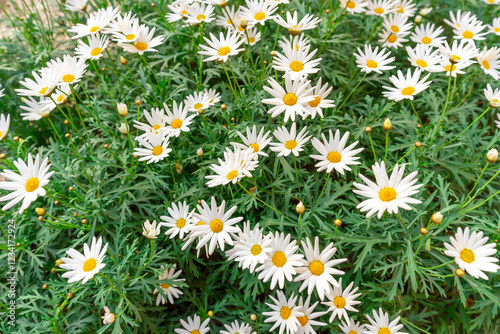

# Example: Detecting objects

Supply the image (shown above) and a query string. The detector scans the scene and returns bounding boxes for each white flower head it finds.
[270,122,311,157]
[142,219,161,239]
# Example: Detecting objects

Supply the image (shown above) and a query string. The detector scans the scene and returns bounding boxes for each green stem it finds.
[311,173,331,217]
[337,72,367,113]
[368,131,377,161]
[430,72,453,144]
[384,131,389,164]
[395,213,410,236]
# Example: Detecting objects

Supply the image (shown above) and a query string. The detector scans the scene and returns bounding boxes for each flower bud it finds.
[365,126,372,133]
[296,201,305,214]
[250,314,257,321]
[334,219,342,227]
[383,118,392,131]
[419,7,433,16]
[135,100,142,106]
[118,123,128,134]
[431,212,443,224]
[420,227,428,235]
[270,51,276,57]
[197,148,204,157]
[455,269,465,277]
[240,17,247,29]
[42,284,48,289]
[35,207,46,216]
[487,148,498,163]
[208,310,214,317]
[414,15,422,24]
[120,56,127,65]
[415,141,422,147]
[56,259,64,267]
[102,306,116,324]
[117,103,128,117]
[221,104,227,110]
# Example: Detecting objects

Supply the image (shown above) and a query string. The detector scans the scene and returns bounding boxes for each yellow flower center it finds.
[248,143,260,153]
[451,55,461,61]
[135,42,148,51]
[152,146,163,156]
[83,258,97,272]
[161,283,170,289]
[402,86,415,96]
[297,315,308,326]
[181,10,187,15]
[379,187,397,202]
[39,86,49,95]
[254,12,266,20]
[280,306,292,320]
[62,74,75,83]
[422,37,432,44]
[416,59,428,68]
[388,34,397,43]
[482,60,491,70]
[460,248,475,263]
[309,260,325,275]
[462,31,473,39]
[90,47,102,57]
[0,131,3,138]
[126,34,136,40]
[238,25,245,31]
[347,1,356,9]
[57,94,66,103]
[272,251,287,267]
[495,27,500,33]
[489,0,496,3]
[285,140,298,150]
[444,64,456,72]
[397,6,404,13]
[374,7,384,15]
[227,18,232,25]
[176,218,186,228]
[283,93,298,106]
[197,14,206,21]
[378,328,391,334]
[391,25,399,33]
[194,103,203,110]
[172,119,183,129]
[226,170,239,180]
[191,331,201,334]
[309,96,321,107]
[249,37,256,43]
[250,244,262,255]
[210,218,223,233]
[290,61,304,72]
[25,177,40,192]
[334,296,346,308]
[349,331,358,334]
[327,151,342,163]
[218,46,231,56]
[90,26,100,33]
[366,60,378,68]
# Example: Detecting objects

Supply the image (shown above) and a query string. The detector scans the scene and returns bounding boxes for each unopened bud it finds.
[135,100,142,106]
[67,292,74,299]
[81,219,88,224]
[487,148,498,163]
[117,103,128,117]
[455,269,465,277]
[414,15,422,23]
[208,310,214,317]
[365,126,372,133]
[431,212,443,224]
[240,17,247,29]
[42,284,48,289]
[118,123,128,134]
[197,148,204,157]
[56,259,64,267]
[68,186,74,191]
[35,208,46,216]
[420,227,428,235]
[415,141,422,147]
[334,219,342,227]
[270,51,276,57]
[296,201,305,214]
[103,144,109,149]
[120,56,127,65]
[383,118,392,131]
[72,212,78,217]
[0,153,6,159]
[64,119,69,125]
[250,314,257,321]
[221,104,227,110]
[38,216,43,221]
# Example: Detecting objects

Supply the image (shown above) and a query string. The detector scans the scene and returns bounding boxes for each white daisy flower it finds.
[166,2,189,23]
[175,314,210,334]
[47,55,88,86]
[484,84,500,108]
[65,0,87,12]
[105,11,138,35]
[487,18,500,36]
[262,71,314,123]
[439,38,479,64]
[48,85,74,108]
[161,201,195,239]
[438,59,470,77]
[153,264,185,305]
[19,97,55,121]
[406,44,443,72]
[133,129,172,164]
[75,34,110,60]
[243,27,262,46]
[364,308,408,334]
[296,296,327,334]
[444,227,500,280]
[118,25,164,55]
[382,68,431,101]
[203,88,221,105]
[185,91,212,113]
[354,44,396,74]
[482,0,500,4]
[263,291,304,334]
[273,11,321,35]
[279,34,310,52]
[256,231,304,290]
[365,0,396,17]
[273,43,322,80]
[304,78,335,119]
[0,153,54,214]
[378,28,409,49]
[109,18,142,43]
[0,113,9,140]
[60,236,108,284]
[186,2,215,25]
[382,13,413,36]
[453,18,488,42]
[16,67,60,97]
[134,108,167,139]
[101,306,115,324]
[231,125,272,157]
[189,197,243,255]
[340,0,368,14]
[206,147,259,187]
[295,237,347,301]
[322,278,361,322]
[221,320,256,334]
[142,219,161,239]
[239,0,279,26]
[353,161,423,219]
[310,129,363,175]
[270,122,311,157]
[410,22,446,47]
[477,46,500,80]
[443,10,477,29]
[393,0,416,17]
[198,30,245,63]
[339,318,365,334]
[68,6,119,39]
[164,101,196,137]
[226,222,272,273]
[216,5,241,29]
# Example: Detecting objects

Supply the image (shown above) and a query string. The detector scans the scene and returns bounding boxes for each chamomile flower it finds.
[453,18,488,42]
[198,30,245,63]
[161,201,195,239]
[68,6,119,39]
[339,319,365,334]
[153,265,185,305]
[383,68,431,101]
[393,0,416,17]
[295,237,347,301]
[279,34,310,52]
[175,314,210,334]
[47,55,88,86]
[364,308,408,334]
[273,11,321,35]
[186,2,215,25]
[19,97,54,121]
[256,232,304,289]
[482,0,500,4]
[142,219,161,239]
[164,101,196,137]
[477,46,500,80]
[410,22,446,47]
[243,27,261,46]
[16,67,60,97]
[65,0,87,12]
[273,43,322,80]
[231,125,272,157]
[322,278,361,322]
[0,114,9,140]
[134,108,167,138]
[304,78,335,119]
[443,10,477,29]
[354,44,396,74]
[185,91,212,113]
[49,85,73,108]
[365,0,396,17]
[406,44,443,72]
[226,222,272,273]
[109,18,142,43]
[378,28,409,49]
[262,72,314,123]
[382,13,413,36]
[60,236,108,284]
[488,18,500,36]
[270,122,311,157]
[166,2,189,23]
[438,59,469,77]
[189,197,243,255]
[118,25,164,55]
[206,147,259,187]
[263,291,304,334]
[203,88,221,105]
[134,130,172,164]
[296,296,327,334]
[340,0,368,14]
[484,84,500,108]
[221,320,256,334]
[0,153,54,214]
[353,161,423,219]
[310,129,363,175]
[439,39,479,64]
[216,5,240,29]
[444,227,500,280]
[75,34,110,60]
[239,0,279,26]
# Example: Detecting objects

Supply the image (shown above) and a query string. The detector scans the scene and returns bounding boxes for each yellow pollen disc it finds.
[126,34,136,40]
[226,170,239,180]
[388,34,397,43]
[250,244,262,255]
[197,14,206,21]
[462,31,473,39]
[416,59,428,68]
[297,315,308,326]
[391,25,399,33]
[90,26,100,33]
[62,74,75,83]
[83,258,97,272]
[0,131,3,138]
[191,331,201,334]
[152,146,163,156]
[194,103,203,110]
[272,251,287,267]
[197,221,205,226]
[309,260,325,275]
[25,177,40,192]
[422,37,432,44]
[309,96,321,107]
[482,60,491,70]
[327,151,342,163]
[378,328,391,334]
[280,306,292,320]
[347,1,356,9]
[334,296,346,308]
[366,60,378,68]
[249,37,256,43]
[238,26,245,31]
[210,218,223,233]
[39,86,49,95]
[254,12,266,20]
[57,95,65,103]
[374,7,384,15]
[489,0,495,3]
[290,60,304,72]
[151,124,161,133]
[493,99,499,104]
[444,64,456,72]
[161,283,170,289]
[176,218,186,228]
[172,119,183,129]
[451,55,461,61]
[397,6,404,13]
[379,187,397,202]
[135,42,148,51]
[227,18,232,25]
[90,48,102,57]
[495,28,500,33]
[283,93,298,106]
[460,248,475,263]
[402,86,415,96]
[218,46,231,56]
[289,28,300,36]
[181,10,187,15]
[249,143,260,153]
[349,331,358,334]
[285,140,298,150]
